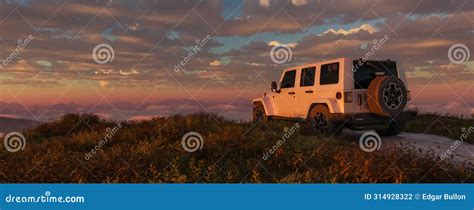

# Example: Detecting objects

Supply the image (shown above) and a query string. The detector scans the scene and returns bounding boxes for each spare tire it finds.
[367,76,407,117]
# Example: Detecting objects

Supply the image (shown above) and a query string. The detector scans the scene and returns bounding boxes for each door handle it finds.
[305,90,314,93]
[288,92,295,95]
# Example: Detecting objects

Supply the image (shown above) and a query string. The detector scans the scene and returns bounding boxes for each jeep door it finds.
[294,66,317,118]
[276,69,298,117]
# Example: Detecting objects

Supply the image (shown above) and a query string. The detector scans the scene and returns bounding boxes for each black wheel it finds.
[253,103,267,122]
[376,121,405,136]
[307,105,342,135]
[367,76,407,117]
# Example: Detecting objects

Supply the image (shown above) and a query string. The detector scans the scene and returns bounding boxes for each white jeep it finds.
[252,57,416,136]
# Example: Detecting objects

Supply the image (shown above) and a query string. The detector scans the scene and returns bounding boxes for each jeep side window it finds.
[300,67,316,87]
[280,70,296,88]
[320,62,339,85]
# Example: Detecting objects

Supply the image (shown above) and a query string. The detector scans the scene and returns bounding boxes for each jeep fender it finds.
[306,99,341,118]
[252,98,275,116]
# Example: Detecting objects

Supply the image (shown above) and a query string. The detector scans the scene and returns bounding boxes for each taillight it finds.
[344,92,352,103]
[407,91,411,101]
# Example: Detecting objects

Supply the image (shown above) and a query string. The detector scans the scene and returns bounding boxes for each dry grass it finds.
[0,113,472,183]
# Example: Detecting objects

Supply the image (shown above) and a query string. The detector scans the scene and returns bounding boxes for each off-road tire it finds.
[253,103,267,122]
[376,121,405,136]
[307,105,342,136]
[367,76,407,117]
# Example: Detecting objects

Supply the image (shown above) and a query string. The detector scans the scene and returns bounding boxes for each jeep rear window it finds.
[281,70,296,88]
[353,60,398,89]
[300,67,315,87]
[320,63,339,85]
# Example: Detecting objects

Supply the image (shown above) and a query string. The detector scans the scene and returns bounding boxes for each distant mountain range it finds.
[0,117,42,133]
[0,98,253,122]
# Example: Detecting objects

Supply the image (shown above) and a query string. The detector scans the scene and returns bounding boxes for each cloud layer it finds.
[0,0,472,120]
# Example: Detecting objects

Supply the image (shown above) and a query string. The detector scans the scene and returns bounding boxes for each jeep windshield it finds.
[353,60,398,89]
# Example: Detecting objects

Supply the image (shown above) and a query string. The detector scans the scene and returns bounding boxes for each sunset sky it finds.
[0,0,473,121]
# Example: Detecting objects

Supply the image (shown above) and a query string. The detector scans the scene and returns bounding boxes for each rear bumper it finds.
[336,110,417,130]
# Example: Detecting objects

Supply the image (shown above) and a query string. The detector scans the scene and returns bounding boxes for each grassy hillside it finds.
[405,113,474,143]
[0,113,472,183]
[0,117,41,133]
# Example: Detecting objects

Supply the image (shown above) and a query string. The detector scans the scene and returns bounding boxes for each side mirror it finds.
[271,81,279,93]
